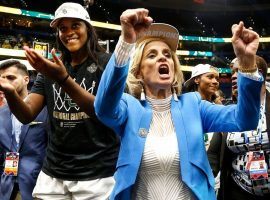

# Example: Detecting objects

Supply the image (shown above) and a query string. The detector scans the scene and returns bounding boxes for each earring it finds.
[140,87,146,101]
[173,88,178,101]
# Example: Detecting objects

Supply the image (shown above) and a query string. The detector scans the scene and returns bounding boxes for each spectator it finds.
[214,89,225,105]
[0,59,48,200]
[183,63,219,102]
[219,56,270,200]
[1,40,12,49]
[5,2,119,199]
[94,9,262,200]
[13,43,21,50]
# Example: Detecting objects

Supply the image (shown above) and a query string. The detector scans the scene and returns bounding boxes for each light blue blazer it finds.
[94,54,262,200]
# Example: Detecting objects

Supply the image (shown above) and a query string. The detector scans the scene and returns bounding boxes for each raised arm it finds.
[200,22,262,133]
[0,78,44,124]
[120,8,153,44]
[94,9,153,128]
[231,21,259,72]
[24,47,95,117]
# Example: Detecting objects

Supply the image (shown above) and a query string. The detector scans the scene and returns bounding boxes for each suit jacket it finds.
[94,54,262,200]
[218,88,270,200]
[0,106,48,200]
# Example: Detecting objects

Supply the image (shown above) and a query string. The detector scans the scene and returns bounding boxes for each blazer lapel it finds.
[0,107,14,150]
[113,101,153,198]
[170,100,191,184]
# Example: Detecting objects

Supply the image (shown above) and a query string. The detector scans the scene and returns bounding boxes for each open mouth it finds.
[158,65,169,75]
[232,80,237,89]
[66,38,78,43]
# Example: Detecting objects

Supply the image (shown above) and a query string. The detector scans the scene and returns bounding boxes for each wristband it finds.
[58,74,69,86]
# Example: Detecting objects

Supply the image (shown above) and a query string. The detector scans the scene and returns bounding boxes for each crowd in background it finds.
[0,33,55,50]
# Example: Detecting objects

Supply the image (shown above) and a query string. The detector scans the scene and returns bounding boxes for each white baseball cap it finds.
[230,58,238,67]
[136,23,179,52]
[184,64,219,86]
[50,2,91,28]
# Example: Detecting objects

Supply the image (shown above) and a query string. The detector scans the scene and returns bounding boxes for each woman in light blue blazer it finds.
[95,8,263,200]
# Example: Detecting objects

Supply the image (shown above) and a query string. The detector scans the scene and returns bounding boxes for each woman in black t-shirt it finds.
[4,2,119,199]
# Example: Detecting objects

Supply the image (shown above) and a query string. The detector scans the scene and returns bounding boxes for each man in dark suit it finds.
[219,56,270,200]
[0,59,48,200]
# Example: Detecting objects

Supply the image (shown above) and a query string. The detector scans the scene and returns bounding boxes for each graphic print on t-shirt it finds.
[52,78,96,128]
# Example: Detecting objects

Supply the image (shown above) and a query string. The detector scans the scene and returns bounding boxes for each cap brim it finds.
[50,19,59,28]
[50,17,91,28]
[136,23,179,52]
[184,77,194,87]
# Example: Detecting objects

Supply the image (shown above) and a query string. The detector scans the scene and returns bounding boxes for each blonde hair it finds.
[127,37,184,99]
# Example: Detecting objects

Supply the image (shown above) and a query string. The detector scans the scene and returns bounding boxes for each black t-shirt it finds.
[31,52,119,181]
